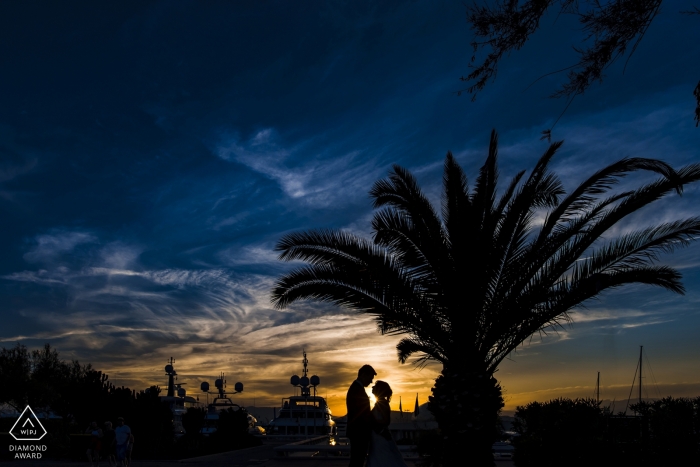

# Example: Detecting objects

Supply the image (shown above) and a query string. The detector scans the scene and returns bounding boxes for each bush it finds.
[630,396,700,466]
[513,396,700,467]
[512,398,608,467]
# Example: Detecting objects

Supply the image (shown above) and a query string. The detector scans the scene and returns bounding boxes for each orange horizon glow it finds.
[30,313,700,419]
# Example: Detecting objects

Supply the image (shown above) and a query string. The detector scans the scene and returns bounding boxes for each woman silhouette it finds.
[366,381,409,467]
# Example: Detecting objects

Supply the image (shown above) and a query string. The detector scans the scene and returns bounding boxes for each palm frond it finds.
[371,208,442,285]
[370,165,443,239]
[396,337,447,366]
[571,218,700,280]
[276,229,377,265]
[495,142,564,253]
[554,265,685,318]
[272,263,452,352]
[539,157,680,240]
[370,163,450,255]
[494,169,526,217]
[470,130,500,229]
[481,143,563,312]
[442,151,471,251]
[506,191,632,302]
[561,166,700,271]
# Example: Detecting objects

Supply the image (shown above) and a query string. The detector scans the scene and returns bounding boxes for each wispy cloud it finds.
[23,230,98,264]
[560,306,680,334]
[570,308,653,324]
[217,243,281,268]
[215,128,385,208]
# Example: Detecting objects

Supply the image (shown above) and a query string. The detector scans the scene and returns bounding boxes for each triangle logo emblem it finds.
[9,406,47,441]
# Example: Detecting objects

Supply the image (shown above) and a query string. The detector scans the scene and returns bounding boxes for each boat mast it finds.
[638,346,643,405]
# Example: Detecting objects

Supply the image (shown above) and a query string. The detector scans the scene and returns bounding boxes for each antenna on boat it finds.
[165,357,177,397]
[302,349,309,377]
[290,350,320,398]
[200,371,243,407]
[215,372,226,398]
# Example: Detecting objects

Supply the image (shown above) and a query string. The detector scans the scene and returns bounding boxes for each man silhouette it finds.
[346,364,376,467]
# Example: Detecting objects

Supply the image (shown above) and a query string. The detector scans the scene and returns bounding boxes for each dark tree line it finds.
[0,343,173,458]
[462,1,700,138]
[0,343,135,423]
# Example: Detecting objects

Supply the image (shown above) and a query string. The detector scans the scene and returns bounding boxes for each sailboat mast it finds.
[638,346,643,405]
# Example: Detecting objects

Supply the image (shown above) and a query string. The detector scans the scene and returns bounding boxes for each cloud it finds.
[553,306,683,336]
[6,234,364,355]
[217,244,281,268]
[98,243,142,270]
[570,308,653,324]
[2,269,68,286]
[3,253,441,414]
[23,230,98,264]
[2,225,442,415]
[617,319,675,329]
[214,128,385,208]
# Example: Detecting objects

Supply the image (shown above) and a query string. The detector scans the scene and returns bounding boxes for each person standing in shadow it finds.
[346,364,376,467]
[85,421,103,467]
[114,417,132,467]
[102,421,116,467]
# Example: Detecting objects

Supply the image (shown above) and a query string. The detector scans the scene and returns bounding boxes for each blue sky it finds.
[1,0,699,414]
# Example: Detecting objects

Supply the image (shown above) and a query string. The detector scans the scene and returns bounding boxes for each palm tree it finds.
[271,130,700,466]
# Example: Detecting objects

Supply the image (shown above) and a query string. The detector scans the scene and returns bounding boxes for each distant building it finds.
[387,403,437,443]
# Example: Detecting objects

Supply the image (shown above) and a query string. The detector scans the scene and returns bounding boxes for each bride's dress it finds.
[366,400,408,467]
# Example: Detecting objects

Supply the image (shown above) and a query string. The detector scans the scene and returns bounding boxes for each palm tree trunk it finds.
[428,364,504,466]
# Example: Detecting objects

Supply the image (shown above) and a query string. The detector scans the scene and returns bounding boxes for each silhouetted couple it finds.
[346,365,408,467]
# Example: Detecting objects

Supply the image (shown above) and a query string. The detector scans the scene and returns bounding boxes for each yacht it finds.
[266,351,336,437]
[199,372,247,436]
[159,358,198,438]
